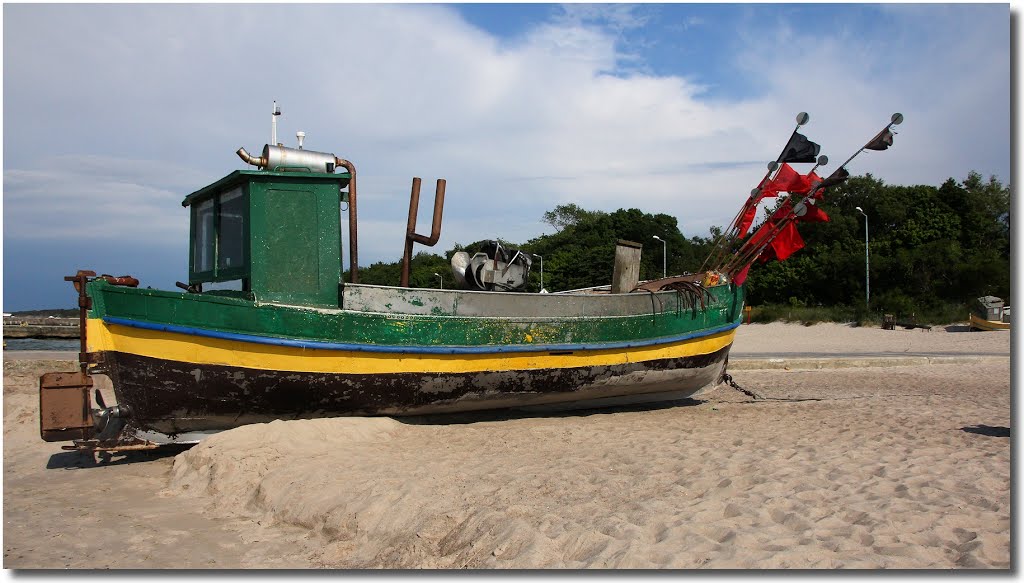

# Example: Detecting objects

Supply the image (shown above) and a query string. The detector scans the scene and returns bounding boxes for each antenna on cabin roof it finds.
[271,101,282,146]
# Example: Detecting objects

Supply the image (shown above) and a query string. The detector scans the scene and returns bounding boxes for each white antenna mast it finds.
[271,101,281,145]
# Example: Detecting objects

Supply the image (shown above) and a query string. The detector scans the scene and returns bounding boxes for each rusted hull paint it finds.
[102,345,731,434]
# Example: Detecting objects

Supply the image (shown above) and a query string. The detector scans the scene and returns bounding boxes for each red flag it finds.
[799,200,830,223]
[735,166,821,237]
[736,203,760,237]
[732,263,751,286]
[746,220,776,252]
[806,171,825,199]
[769,195,830,224]
[770,199,793,221]
[771,221,805,260]
[741,166,817,234]
[763,164,816,197]
[778,198,831,223]
[735,173,782,236]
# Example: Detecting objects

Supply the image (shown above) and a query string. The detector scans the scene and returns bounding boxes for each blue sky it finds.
[2,3,1011,310]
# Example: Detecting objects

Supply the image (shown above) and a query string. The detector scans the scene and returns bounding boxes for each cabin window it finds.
[217,187,246,269]
[193,199,215,273]
[190,186,248,282]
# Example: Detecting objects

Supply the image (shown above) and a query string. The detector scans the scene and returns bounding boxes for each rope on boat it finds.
[638,289,665,326]
[632,279,715,326]
[721,373,935,404]
[632,279,716,315]
[722,373,763,400]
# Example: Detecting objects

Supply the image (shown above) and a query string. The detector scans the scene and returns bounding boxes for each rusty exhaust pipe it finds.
[236,147,266,168]
[336,158,358,284]
[400,177,446,287]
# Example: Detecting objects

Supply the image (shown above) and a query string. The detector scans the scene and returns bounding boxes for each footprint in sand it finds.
[842,510,871,526]
[952,528,978,544]
[722,503,742,519]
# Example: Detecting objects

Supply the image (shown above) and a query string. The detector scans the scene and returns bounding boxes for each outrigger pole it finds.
[829,112,904,180]
[806,155,829,177]
[721,113,904,277]
[700,112,812,273]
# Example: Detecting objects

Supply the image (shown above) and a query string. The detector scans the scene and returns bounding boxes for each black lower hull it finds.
[101,346,732,435]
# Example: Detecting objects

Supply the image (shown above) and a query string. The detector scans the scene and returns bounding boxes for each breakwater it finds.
[3,317,79,339]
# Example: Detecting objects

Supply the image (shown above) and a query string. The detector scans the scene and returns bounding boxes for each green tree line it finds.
[348,171,1009,321]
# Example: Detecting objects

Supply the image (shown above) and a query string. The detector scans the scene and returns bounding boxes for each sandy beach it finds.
[3,323,1010,569]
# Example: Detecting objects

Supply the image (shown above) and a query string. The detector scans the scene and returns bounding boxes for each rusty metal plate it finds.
[39,371,95,442]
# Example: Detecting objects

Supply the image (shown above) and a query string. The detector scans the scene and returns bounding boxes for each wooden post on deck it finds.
[611,240,643,294]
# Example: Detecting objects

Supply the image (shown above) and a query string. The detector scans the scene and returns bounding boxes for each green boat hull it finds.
[83,280,745,436]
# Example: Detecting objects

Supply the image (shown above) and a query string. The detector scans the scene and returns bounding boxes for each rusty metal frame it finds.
[400,177,446,287]
[60,438,159,453]
[65,270,96,373]
[40,270,147,452]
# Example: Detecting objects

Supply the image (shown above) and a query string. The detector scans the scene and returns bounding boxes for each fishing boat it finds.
[969,296,1011,331]
[38,108,902,453]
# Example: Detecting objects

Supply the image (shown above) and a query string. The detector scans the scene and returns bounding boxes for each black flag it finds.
[864,128,894,151]
[781,132,821,163]
[815,167,850,191]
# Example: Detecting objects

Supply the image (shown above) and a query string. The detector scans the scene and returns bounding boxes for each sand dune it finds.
[168,362,1010,568]
[4,323,1011,569]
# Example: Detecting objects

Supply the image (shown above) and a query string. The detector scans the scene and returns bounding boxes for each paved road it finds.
[4,349,1009,363]
[731,351,1010,359]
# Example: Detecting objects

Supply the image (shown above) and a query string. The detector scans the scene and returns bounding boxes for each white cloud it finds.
[3,155,205,241]
[2,2,1009,282]
[728,4,1009,188]
[556,4,652,32]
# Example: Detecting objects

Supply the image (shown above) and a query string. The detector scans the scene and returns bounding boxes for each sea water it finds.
[4,338,80,351]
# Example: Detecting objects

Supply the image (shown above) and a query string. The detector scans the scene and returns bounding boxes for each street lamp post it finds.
[854,207,869,308]
[652,235,666,279]
[433,272,443,290]
[533,254,544,292]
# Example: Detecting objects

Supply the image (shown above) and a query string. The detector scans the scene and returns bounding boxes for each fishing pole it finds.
[722,113,904,276]
[700,112,813,273]
[719,150,830,271]
[701,164,777,273]
[827,113,903,182]
[807,155,829,177]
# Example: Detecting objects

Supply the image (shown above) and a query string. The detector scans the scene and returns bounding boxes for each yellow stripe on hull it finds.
[87,318,737,375]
